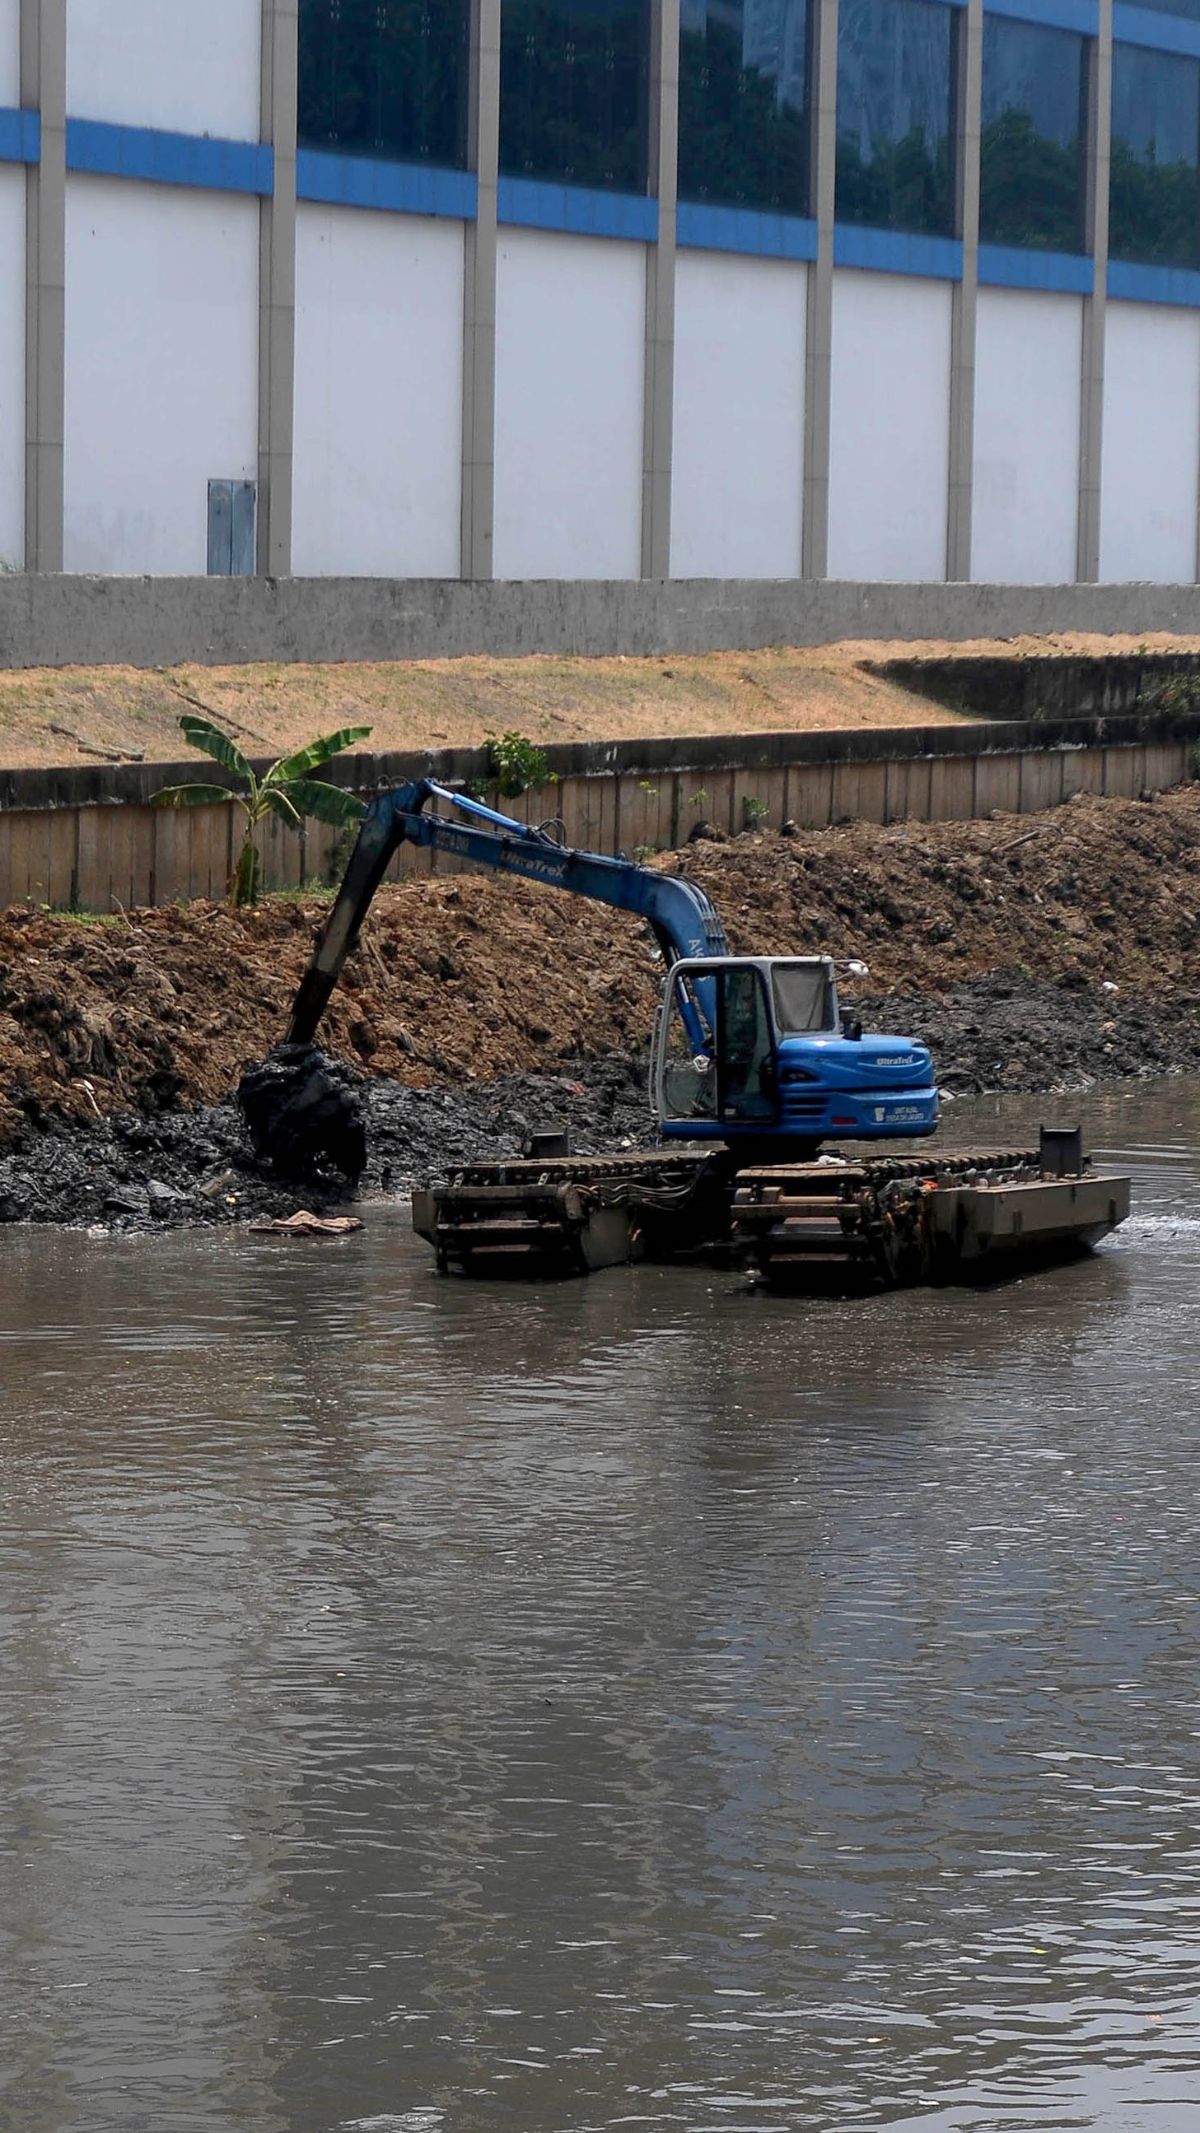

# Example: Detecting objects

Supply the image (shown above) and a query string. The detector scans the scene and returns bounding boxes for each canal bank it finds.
[0,783,1198,1227]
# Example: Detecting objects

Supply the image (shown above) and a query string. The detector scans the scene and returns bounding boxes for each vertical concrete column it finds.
[461,0,500,581]
[258,0,298,577]
[946,0,982,582]
[802,0,838,580]
[1077,0,1112,583]
[641,0,678,580]
[21,0,66,572]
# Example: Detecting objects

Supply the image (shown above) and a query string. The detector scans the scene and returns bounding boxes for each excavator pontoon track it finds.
[411,1151,729,1279]
[412,1144,1130,1288]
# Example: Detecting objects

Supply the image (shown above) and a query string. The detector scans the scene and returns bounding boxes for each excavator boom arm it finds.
[285,778,730,1050]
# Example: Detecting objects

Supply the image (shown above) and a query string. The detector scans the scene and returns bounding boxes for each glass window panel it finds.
[1110,42,1200,268]
[835,0,956,237]
[678,1,811,216]
[499,0,651,195]
[298,0,470,167]
[772,962,835,1032]
[980,18,1086,253]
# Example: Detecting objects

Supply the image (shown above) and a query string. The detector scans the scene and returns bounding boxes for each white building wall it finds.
[66,0,262,141]
[827,270,952,582]
[64,177,259,575]
[1100,302,1200,584]
[293,205,464,578]
[0,0,20,105]
[971,288,1081,584]
[494,229,645,580]
[0,166,22,569]
[671,251,805,579]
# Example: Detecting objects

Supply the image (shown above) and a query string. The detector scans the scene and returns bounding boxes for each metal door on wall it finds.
[207,481,256,575]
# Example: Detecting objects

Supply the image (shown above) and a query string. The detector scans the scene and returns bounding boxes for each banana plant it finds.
[152,714,371,906]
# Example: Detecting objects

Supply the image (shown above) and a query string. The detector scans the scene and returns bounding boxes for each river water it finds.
[2,1080,1200,2133]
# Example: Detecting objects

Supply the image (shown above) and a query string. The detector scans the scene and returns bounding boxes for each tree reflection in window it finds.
[499,0,650,195]
[678,0,810,216]
[835,0,955,237]
[298,0,470,167]
[1110,42,1200,270]
[979,17,1086,254]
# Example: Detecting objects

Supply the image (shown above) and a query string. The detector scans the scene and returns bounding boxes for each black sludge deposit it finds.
[0,1053,655,1230]
[0,972,1197,1230]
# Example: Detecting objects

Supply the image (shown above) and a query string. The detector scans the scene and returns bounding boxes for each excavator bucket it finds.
[237,1043,367,1180]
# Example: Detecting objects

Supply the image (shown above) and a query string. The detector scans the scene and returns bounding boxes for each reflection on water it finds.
[2,1081,1200,2132]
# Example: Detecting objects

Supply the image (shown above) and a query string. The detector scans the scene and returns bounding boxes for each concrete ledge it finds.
[1,720,1190,912]
[4,574,1200,669]
[2,706,1199,814]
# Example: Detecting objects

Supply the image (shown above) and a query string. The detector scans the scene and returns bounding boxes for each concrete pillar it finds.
[946,0,982,582]
[1077,0,1112,583]
[802,0,837,580]
[21,0,66,572]
[641,0,678,580]
[461,0,500,581]
[257,0,298,577]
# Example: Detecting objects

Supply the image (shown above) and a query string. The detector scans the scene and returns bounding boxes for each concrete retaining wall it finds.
[875,652,1200,723]
[4,573,1200,670]
[1,710,1195,914]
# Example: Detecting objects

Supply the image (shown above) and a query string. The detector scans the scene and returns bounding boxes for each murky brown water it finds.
[3,1082,1200,2133]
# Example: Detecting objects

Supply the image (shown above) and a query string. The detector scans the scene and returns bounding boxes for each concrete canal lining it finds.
[0,696,1198,913]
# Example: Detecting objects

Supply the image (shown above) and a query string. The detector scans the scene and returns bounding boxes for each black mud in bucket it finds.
[237,1045,367,1181]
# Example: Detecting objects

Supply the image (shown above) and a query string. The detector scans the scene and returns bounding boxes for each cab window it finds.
[771,963,835,1033]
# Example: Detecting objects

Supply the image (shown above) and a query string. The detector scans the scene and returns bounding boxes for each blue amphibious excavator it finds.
[241,777,1128,1285]
[247,776,938,1171]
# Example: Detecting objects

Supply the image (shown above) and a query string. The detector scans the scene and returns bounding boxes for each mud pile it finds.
[677,785,1200,991]
[0,879,654,1147]
[0,784,1198,1225]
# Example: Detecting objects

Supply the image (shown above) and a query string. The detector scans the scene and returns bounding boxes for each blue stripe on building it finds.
[1112,4,1200,58]
[497,177,657,244]
[833,225,964,282]
[978,243,1095,295]
[676,202,817,263]
[0,107,39,165]
[66,119,273,196]
[1108,258,1200,308]
[985,0,1099,34]
[296,150,476,221]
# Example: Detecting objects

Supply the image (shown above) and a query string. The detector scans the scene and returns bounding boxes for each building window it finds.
[297,0,470,169]
[835,0,956,237]
[499,0,651,196]
[1110,42,1200,268]
[678,1,811,218]
[979,16,1086,254]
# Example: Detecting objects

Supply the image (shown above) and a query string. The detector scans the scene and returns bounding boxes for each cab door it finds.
[717,965,778,1125]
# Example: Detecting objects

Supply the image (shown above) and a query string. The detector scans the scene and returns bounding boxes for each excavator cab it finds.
[655,956,836,1132]
[654,956,938,1149]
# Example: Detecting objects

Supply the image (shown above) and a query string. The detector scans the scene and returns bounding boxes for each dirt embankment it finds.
[1,783,1199,1222]
[7,629,1196,770]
